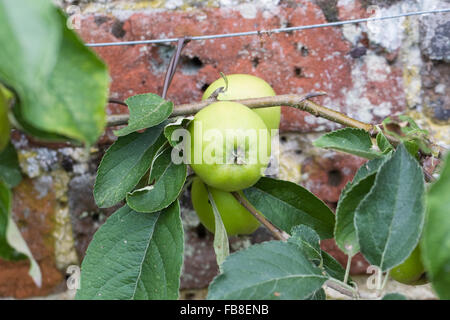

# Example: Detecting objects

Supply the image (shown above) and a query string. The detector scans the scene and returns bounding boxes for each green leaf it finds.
[207,241,328,300]
[0,142,22,188]
[206,185,229,271]
[12,106,73,142]
[336,177,375,257]
[404,140,420,159]
[290,225,348,283]
[94,124,166,208]
[76,201,184,300]
[313,128,382,159]
[0,3,109,145]
[382,116,431,156]
[421,153,450,300]
[355,144,425,272]
[0,85,13,102]
[243,177,335,239]
[376,132,393,154]
[0,0,60,87]
[0,180,41,287]
[35,10,108,145]
[335,157,388,257]
[352,155,390,183]
[164,116,193,147]
[307,288,326,300]
[114,94,173,137]
[127,147,187,213]
[0,180,21,260]
[148,144,172,183]
[382,293,407,300]
[0,88,10,151]
[321,251,347,283]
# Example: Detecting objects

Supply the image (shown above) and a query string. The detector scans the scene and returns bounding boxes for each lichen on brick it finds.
[53,205,79,270]
[18,148,58,179]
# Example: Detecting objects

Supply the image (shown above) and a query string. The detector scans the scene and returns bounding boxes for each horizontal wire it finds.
[86,8,450,47]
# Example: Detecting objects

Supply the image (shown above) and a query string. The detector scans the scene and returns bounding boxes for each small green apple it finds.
[202,74,280,132]
[390,245,428,285]
[188,101,271,192]
[191,177,260,236]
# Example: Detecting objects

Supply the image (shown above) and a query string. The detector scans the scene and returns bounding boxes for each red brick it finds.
[0,180,64,298]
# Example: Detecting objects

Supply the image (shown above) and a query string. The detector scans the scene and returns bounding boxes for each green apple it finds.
[191,177,260,236]
[390,245,428,285]
[202,74,281,132]
[188,101,271,192]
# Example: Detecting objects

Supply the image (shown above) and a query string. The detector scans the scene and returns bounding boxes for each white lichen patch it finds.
[337,0,355,7]
[366,3,407,52]
[366,53,390,82]
[340,50,404,124]
[51,168,79,270]
[18,148,58,178]
[342,24,362,46]
[277,132,325,184]
[237,3,257,19]
[400,15,422,109]
[165,0,183,10]
[51,169,71,201]
[230,236,252,251]
[53,205,79,270]
[372,101,393,118]
[33,175,53,199]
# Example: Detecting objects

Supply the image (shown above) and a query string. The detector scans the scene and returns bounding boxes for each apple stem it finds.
[380,269,390,292]
[231,191,290,242]
[344,254,352,285]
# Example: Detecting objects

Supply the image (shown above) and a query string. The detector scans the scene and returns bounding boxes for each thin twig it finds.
[301,99,373,132]
[106,114,130,127]
[107,98,127,106]
[162,37,190,99]
[106,92,411,154]
[106,92,371,131]
[231,191,290,241]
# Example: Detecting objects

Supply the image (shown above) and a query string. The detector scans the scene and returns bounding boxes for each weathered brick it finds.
[0,180,64,298]
[77,0,404,135]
